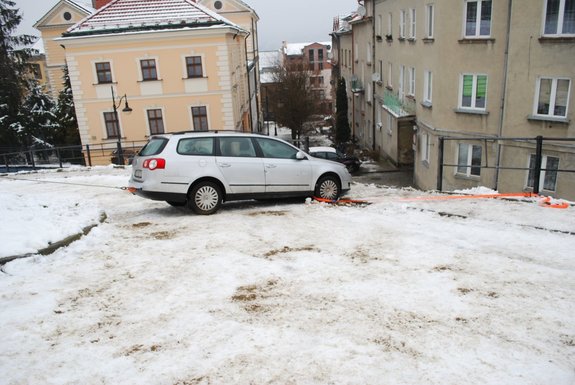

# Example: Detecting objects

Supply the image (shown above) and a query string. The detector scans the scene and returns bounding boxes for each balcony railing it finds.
[382,88,415,117]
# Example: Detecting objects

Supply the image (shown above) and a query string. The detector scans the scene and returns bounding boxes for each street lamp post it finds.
[111,85,132,165]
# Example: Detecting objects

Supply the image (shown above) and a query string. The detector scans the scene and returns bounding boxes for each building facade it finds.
[32,0,93,96]
[282,41,334,115]
[334,0,574,200]
[53,0,259,164]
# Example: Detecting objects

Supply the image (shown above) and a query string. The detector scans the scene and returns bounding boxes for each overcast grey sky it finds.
[14,0,357,51]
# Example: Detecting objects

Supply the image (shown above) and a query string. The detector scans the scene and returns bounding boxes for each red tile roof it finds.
[65,0,235,36]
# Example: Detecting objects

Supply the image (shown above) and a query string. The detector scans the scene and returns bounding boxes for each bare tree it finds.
[269,60,317,140]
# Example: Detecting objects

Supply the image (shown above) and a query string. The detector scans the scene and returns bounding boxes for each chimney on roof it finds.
[92,0,114,9]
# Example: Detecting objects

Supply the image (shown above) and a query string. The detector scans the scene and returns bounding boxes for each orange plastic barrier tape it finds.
[398,192,539,202]
[313,196,371,205]
[539,196,570,209]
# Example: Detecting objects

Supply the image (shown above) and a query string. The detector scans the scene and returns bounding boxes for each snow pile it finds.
[0,167,574,385]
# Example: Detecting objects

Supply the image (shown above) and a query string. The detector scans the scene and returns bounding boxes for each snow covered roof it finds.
[65,0,240,36]
[69,0,96,13]
[259,50,280,69]
[284,41,332,56]
[32,38,45,55]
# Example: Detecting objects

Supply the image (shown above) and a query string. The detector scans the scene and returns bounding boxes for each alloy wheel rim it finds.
[320,180,338,199]
[195,186,218,210]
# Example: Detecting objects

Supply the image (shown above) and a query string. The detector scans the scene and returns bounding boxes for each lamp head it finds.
[122,97,133,113]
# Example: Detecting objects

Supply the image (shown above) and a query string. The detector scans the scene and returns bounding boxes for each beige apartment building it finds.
[333,0,574,200]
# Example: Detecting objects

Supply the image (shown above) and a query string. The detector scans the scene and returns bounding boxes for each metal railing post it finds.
[57,148,63,168]
[437,137,444,191]
[533,135,543,195]
[30,149,36,170]
[86,144,92,167]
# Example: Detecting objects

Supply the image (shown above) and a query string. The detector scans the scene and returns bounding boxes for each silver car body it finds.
[128,132,352,208]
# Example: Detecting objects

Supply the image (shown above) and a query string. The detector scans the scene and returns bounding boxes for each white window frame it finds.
[145,107,166,135]
[409,8,417,39]
[464,0,492,38]
[457,143,482,177]
[400,10,407,38]
[388,12,393,36]
[423,70,433,104]
[543,0,575,36]
[136,55,160,82]
[367,43,372,64]
[526,154,560,192]
[399,65,405,99]
[426,4,435,38]
[408,67,416,96]
[533,77,571,118]
[367,82,372,102]
[421,132,430,163]
[459,73,488,111]
[387,62,393,88]
[377,14,383,36]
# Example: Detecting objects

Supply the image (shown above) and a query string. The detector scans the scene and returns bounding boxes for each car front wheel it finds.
[315,176,340,200]
[188,181,222,215]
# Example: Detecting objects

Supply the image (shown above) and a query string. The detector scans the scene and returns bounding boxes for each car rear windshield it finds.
[139,137,168,156]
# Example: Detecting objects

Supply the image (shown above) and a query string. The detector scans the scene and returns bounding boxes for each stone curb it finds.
[0,212,108,267]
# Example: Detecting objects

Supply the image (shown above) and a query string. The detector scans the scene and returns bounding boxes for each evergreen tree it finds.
[16,81,58,150]
[54,65,84,164]
[0,0,37,150]
[54,65,81,147]
[335,77,351,145]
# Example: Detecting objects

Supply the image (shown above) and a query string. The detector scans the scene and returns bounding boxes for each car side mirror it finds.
[296,151,306,160]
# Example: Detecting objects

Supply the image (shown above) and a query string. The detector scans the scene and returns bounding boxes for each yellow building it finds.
[55,0,257,164]
[33,0,93,96]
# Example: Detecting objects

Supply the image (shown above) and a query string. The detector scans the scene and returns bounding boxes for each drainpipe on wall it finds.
[244,31,254,132]
[495,0,513,190]
[371,0,376,151]
[351,27,356,141]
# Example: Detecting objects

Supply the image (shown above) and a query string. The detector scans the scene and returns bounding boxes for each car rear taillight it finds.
[143,158,166,170]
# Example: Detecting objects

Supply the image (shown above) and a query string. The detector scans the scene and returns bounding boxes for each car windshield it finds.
[139,137,168,156]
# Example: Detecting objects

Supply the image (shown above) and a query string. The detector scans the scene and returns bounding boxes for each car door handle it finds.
[219,163,231,168]
[265,164,277,169]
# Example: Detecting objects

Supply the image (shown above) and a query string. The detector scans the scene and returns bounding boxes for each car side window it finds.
[326,152,338,160]
[177,137,214,156]
[255,138,299,159]
[219,137,257,157]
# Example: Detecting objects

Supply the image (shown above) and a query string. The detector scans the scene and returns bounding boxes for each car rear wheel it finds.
[315,176,340,200]
[188,181,222,215]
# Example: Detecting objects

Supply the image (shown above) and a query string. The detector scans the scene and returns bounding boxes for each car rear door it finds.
[215,137,265,194]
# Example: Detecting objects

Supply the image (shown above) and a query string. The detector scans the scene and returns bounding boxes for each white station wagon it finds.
[128,131,352,214]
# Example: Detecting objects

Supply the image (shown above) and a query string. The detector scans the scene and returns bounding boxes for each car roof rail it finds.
[170,129,267,136]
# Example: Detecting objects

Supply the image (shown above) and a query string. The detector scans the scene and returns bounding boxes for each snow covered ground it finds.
[1,166,574,385]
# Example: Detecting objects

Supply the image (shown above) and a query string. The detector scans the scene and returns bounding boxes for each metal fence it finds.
[437,135,575,195]
[0,140,148,173]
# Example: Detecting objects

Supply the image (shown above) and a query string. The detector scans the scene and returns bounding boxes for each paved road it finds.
[351,159,414,188]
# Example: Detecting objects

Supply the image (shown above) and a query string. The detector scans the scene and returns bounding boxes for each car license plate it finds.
[134,170,142,178]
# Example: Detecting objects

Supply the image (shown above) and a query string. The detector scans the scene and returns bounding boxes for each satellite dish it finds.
[357,5,366,17]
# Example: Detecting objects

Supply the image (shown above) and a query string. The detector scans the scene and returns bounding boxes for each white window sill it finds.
[421,101,432,109]
[454,108,489,116]
[454,173,481,181]
[527,115,569,124]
